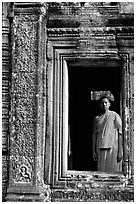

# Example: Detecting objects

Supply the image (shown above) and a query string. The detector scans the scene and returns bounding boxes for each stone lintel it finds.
[12,2,46,15]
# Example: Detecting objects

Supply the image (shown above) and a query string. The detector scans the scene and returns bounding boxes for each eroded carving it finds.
[10,14,38,184]
[51,187,134,202]
[11,156,33,183]
[13,15,38,73]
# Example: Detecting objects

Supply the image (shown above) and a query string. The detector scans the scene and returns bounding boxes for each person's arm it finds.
[117,131,122,163]
[92,117,97,161]
[115,114,122,163]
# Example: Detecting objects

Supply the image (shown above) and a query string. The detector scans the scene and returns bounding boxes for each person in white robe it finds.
[92,94,122,173]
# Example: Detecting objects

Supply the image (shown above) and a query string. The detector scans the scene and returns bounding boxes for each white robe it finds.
[93,110,122,173]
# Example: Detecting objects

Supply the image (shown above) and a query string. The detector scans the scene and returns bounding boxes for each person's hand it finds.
[93,152,98,161]
[117,151,122,163]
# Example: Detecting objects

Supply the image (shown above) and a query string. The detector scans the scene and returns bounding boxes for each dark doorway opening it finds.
[68,64,121,171]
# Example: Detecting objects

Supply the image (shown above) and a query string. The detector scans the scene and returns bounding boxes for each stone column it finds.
[6,3,50,201]
[2,2,10,201]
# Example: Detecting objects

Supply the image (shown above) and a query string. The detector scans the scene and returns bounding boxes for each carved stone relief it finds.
[10,14,38,184]
[3,2,134,202]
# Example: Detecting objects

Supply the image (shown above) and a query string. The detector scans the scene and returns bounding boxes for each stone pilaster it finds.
[6,2,50,201]
[2,2,10,201]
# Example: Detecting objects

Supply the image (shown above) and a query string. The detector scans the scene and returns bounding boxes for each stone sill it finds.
[51,185,134,202]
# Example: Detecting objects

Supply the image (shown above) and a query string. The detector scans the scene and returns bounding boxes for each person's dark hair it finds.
[98,93,114,103]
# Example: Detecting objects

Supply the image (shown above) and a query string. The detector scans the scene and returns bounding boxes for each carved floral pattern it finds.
[13,15,38,73]
[10,14,38,183]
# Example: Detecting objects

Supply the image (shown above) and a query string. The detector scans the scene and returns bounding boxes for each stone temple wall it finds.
[2,2,134,202]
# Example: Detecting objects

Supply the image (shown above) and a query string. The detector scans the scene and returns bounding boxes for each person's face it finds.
[100,98,111,111]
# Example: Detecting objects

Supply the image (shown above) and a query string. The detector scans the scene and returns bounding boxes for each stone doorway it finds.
[68,65,121,171]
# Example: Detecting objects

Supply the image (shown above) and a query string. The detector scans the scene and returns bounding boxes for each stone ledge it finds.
[51,185,134,202]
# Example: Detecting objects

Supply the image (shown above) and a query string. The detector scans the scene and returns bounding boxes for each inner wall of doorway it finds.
[68,65,121,171]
